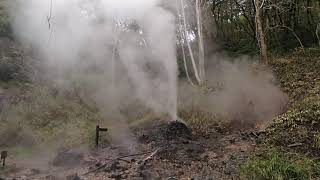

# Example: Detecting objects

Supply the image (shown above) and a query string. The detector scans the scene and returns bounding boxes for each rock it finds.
[109,173,123,180]
[95,162,102,167]
[186,143,203,154]
[110,161,120,171]
[141,170,160,180]
[66,173,81,180]
[224,164,235,175]
[229,138,236,144]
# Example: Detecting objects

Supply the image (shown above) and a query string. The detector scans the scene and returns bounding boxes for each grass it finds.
[266,48,320,156]
[240,149,319,180]
[4,146,35,158]
[179,109,224,135]
[0,85,100,150]
[241,48,320,179]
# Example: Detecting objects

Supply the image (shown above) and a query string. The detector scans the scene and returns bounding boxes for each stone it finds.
[141,170,160,180]
[66,173,81,180]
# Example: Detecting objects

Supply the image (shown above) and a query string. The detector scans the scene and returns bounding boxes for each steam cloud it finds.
[9,0,178,121]
[8,0,288,140]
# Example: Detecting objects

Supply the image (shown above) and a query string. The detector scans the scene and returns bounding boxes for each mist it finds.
[179,54,288,129]
[9,0,178,143]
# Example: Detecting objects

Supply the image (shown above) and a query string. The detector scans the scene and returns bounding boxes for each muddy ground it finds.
[0,121,262,180]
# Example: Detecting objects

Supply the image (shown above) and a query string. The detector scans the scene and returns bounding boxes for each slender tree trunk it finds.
[255,0,268,64]
[196,0,205,83]
[180,0,201,84]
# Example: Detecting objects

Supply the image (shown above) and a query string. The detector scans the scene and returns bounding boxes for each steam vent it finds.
[1,0,318,179]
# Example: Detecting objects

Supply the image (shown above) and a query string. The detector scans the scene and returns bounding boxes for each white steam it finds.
[10,0,178,121]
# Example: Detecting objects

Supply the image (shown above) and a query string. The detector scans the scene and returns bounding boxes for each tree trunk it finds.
[196,0,205,83]
[255,0,268,64]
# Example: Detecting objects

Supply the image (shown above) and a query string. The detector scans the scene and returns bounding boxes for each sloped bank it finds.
[241,48,320,179]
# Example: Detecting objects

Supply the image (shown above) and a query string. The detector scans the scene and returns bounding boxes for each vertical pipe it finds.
[95,125,100,147]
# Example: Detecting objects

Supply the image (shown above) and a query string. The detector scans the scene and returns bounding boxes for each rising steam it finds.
[9,0,178,122]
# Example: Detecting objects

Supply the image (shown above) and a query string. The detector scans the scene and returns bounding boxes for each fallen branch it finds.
[287,143,303,148]
[82,150,156,176]
[140,148,161,163]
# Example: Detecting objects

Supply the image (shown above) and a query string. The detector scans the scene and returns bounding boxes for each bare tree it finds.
[196,0,205,83]
[255,0,268,64]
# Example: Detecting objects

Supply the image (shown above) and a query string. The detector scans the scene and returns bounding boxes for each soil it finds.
[0,121,262,180]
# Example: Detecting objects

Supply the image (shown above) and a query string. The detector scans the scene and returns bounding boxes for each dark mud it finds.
[1,121,262,180]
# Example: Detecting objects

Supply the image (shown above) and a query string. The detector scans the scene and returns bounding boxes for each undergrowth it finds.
[0,85,100,149]
[241,48,320,179]
[267,48,320,155]
[240,149,320,180]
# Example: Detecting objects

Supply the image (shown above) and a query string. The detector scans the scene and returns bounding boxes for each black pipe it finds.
[95,125,108,148]
[1,151,7,167]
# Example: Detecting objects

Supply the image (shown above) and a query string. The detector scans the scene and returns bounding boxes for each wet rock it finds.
[52,150,83,167]
[66,173,81,180]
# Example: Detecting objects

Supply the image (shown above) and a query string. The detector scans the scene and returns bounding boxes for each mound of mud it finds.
[137,121,203,161]
[160,121,193,140]
[140,121,193,143]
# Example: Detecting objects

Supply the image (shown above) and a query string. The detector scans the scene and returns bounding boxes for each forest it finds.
[0,0,319,179]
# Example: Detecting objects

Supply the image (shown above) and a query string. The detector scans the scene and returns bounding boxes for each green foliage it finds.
[241,49,320,179]
[0,55,28,82]
[0,37,31,82]
[179,109,224,135]
[240,150,316,180]
[0,86,100,148]
[211,0,319,54]
[266,49,320,155]
[267,95,320,154]
[270,48,320,102]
